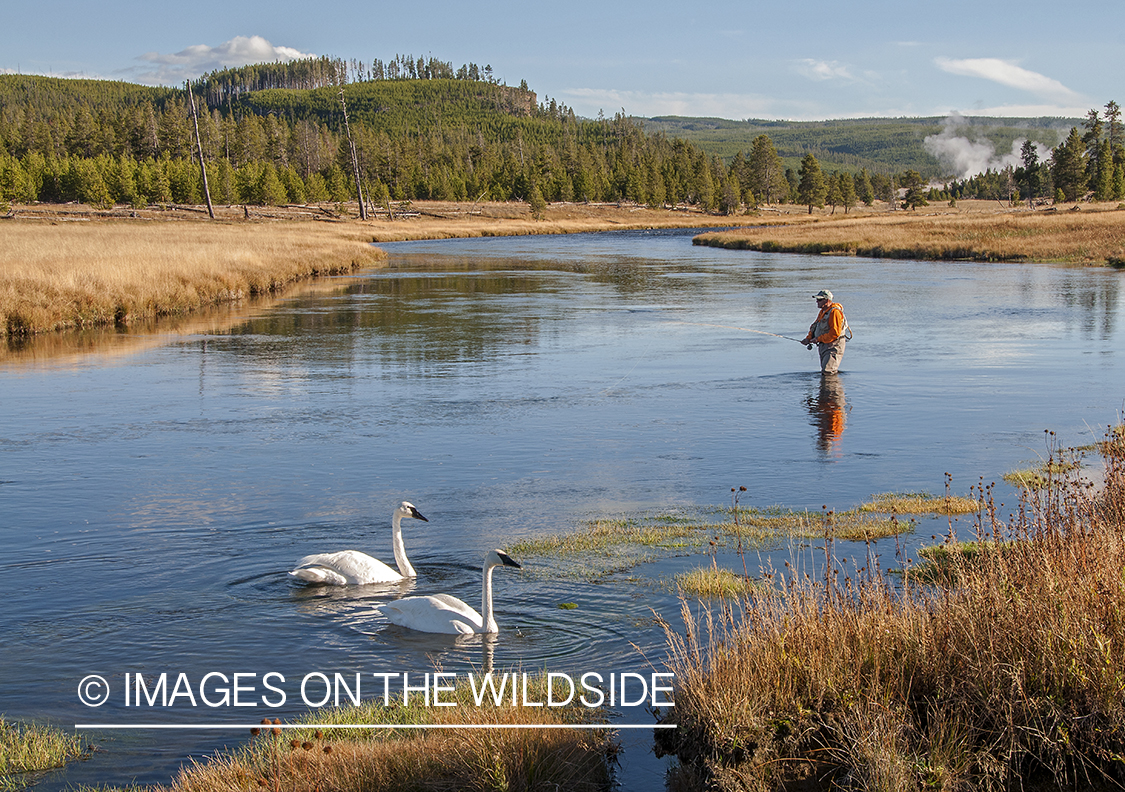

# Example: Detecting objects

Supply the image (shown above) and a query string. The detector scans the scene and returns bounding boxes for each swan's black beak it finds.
[497,551,521,569]
[410,507,428,522]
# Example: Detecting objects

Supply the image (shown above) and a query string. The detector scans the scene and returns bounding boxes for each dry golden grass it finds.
[659,432,1125,791]
[0,221,385,337]
[697,202,1125,265]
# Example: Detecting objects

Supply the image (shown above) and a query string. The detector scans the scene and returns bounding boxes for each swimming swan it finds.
[290,501,428,585]
[378,549,521,634]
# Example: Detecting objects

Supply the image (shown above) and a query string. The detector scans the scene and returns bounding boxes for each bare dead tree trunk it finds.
[186,82,215,219]
[339,88,367,220]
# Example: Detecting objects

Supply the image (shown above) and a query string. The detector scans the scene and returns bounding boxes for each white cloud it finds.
[120,35,316,86]
[795,59,856,82]
[934,57,1082,104]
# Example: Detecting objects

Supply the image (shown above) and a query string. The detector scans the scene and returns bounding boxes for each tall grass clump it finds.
[0,717,88,791]
[659,427,1125,791]
[676,566,755,598]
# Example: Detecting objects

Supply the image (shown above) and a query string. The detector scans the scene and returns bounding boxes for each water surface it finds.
[2,229,1122,789]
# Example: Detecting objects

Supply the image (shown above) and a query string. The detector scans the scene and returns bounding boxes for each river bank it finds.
[694,200,1125,265]
[661,430,1125,791]
[0,200,747,339]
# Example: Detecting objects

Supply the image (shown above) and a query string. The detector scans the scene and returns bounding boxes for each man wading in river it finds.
[802,289,850,373]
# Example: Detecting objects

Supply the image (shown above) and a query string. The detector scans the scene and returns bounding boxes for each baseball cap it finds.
[813,290,833,300]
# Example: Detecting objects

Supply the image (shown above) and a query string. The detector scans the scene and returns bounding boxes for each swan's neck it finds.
[481,562,498,634]
[391,513,416,578]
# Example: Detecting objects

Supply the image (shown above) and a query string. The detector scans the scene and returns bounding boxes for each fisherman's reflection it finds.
[806,373,846,454]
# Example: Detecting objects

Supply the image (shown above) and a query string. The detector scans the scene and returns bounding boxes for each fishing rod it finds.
[665,320,812,346]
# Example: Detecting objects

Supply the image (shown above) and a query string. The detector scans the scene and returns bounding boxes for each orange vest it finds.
[810,302,845,344]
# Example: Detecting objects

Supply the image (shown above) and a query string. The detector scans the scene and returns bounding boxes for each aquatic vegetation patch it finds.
[858,490,977,515]
[675,565,756,598]
[1003,459,1083,490]
[0,717,88,791]
[512,507,910,581]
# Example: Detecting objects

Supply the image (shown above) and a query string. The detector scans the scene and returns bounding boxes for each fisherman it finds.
[801,289,849,373]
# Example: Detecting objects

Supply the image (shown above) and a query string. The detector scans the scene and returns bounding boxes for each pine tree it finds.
[747,134,787,205]
[1094,141,1114,201]
[258,163,288,206]
[1052,127,1088,202]
[797,153,826,214]
[527,182,546,218]
[1082,109,1104,182]
[1106,100,1124,163]
[1016,139,1040,208]
[0,153,34,203]
[826,170,843,214]
[855,168,874,206]
[839,171,856,214]
[719,173,740,215]
[899,169,927,210]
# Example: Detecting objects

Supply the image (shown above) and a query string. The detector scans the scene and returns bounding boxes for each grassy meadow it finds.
[696,200,1125,265]
[0,220,386,338]
[658,428,1125,791]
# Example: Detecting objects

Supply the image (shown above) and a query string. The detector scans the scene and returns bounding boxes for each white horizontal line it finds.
[76,723,676,730]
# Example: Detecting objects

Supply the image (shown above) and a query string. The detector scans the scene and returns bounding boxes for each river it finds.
[2,228,1122,789]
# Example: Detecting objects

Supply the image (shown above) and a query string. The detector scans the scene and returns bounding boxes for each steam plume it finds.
[923,113,1043,180]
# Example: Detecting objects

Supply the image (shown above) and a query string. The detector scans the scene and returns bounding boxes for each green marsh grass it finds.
[675,566,755,598]
[659,428,1125,791]
[0,717,88,791]
[511,502,914,582]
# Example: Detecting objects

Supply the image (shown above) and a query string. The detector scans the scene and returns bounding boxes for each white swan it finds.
[290,501,428,585]
[378,549,521,634]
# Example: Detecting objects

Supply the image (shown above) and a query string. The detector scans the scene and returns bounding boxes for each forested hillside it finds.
[0,59,733,212]
[645,115,1072,179]
[0,56,1117,213]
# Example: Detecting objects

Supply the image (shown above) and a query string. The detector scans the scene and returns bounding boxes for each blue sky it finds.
[2,0,1121,121]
